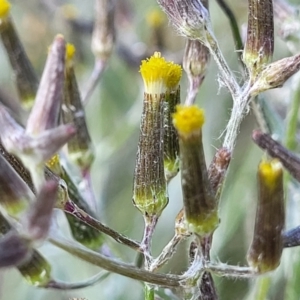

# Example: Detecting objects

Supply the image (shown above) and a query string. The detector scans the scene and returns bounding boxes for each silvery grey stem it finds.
[205,34,240,97]
[49,235,182,288]
[222,82,252,151]
[45,271,110,289]
[206,262,255,278]
[64,200,141,251]
[149,234,183,272]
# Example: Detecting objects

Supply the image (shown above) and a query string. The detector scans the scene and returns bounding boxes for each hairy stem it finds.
[206,262,255,278]
[222,82,252,150]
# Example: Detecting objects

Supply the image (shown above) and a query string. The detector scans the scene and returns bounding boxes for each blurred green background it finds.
[1,0,299,299]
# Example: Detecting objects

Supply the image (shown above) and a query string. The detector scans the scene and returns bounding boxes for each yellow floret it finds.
[46,154,62,175]
[0,0,10,19]
[60,4,78,20]
[140,52,182,94]
[173,105,205,135]
[146,9,165,28]
[165,63,182,91]
[66,43,76,62]
[259,159,282,190]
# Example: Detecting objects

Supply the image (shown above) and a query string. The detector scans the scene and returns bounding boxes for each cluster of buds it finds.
[0,0,38,109]
[0,0,105,287]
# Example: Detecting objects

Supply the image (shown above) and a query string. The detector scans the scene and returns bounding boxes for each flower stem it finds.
[285,75,300,151]
[149,234,183,272]
[205,32,240,97]
[206,262,255,278]
[64,200,141,252]
[49,235,182,288]
[222,83,252,151]
[144,283,155,300]
[255,276,271,300]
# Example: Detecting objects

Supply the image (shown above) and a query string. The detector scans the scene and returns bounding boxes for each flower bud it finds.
[252,130,300,183]
[173,105,218,236]
[91,0,115,61]
[251,53,300,96]
[62,44,94,172]
[46,155,104,249]
[208,147,231,200]
[243,0,274,79]
[26,34,66,136]
[164,88,180,182]
[133,53,174,217]
[0,103,75,190]
[18,250,52,286]
[183,39,210,105]
[157,0,210,42]
[0,0,38,109]
[0,232,31,268]
[247,159,285,273]
[0,141,34,191]
[0,104,75,170]
[0,212,52,286]
[22,181,58,242]
[0,152,34,215]
[163,61,182,182]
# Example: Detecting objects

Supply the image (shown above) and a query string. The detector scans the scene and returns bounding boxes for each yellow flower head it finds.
[259,159,282,190]
[140,52,182,94]
[0,0,10,19]
[173,105,205,135]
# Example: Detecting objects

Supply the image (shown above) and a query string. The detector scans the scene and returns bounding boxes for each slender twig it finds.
[140,215,158,299]
[285,75,300,151]
[82,59,107,105]
[49,235,182,288]
[215,0,244,60]
[64,200,141,252]
[149,234,183,272]
[206,262,255,278]
[140,215,158,268]
[45,271,110,289]
[205,34,240,97]
[222,82,252,150]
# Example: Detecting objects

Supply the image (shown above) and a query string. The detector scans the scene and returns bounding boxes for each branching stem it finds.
[49,235,182,288]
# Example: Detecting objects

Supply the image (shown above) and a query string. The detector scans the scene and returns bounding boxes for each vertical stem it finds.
[255,277,271,300]
[145,283,155,300]
[141,215,158,300]
[285,77,300,151]
[81,168,97,213]
[141,215,158,268]
[82,59,107,105]
[205,34,240,97]
[215,0,244,58]
[222,84,252,151]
